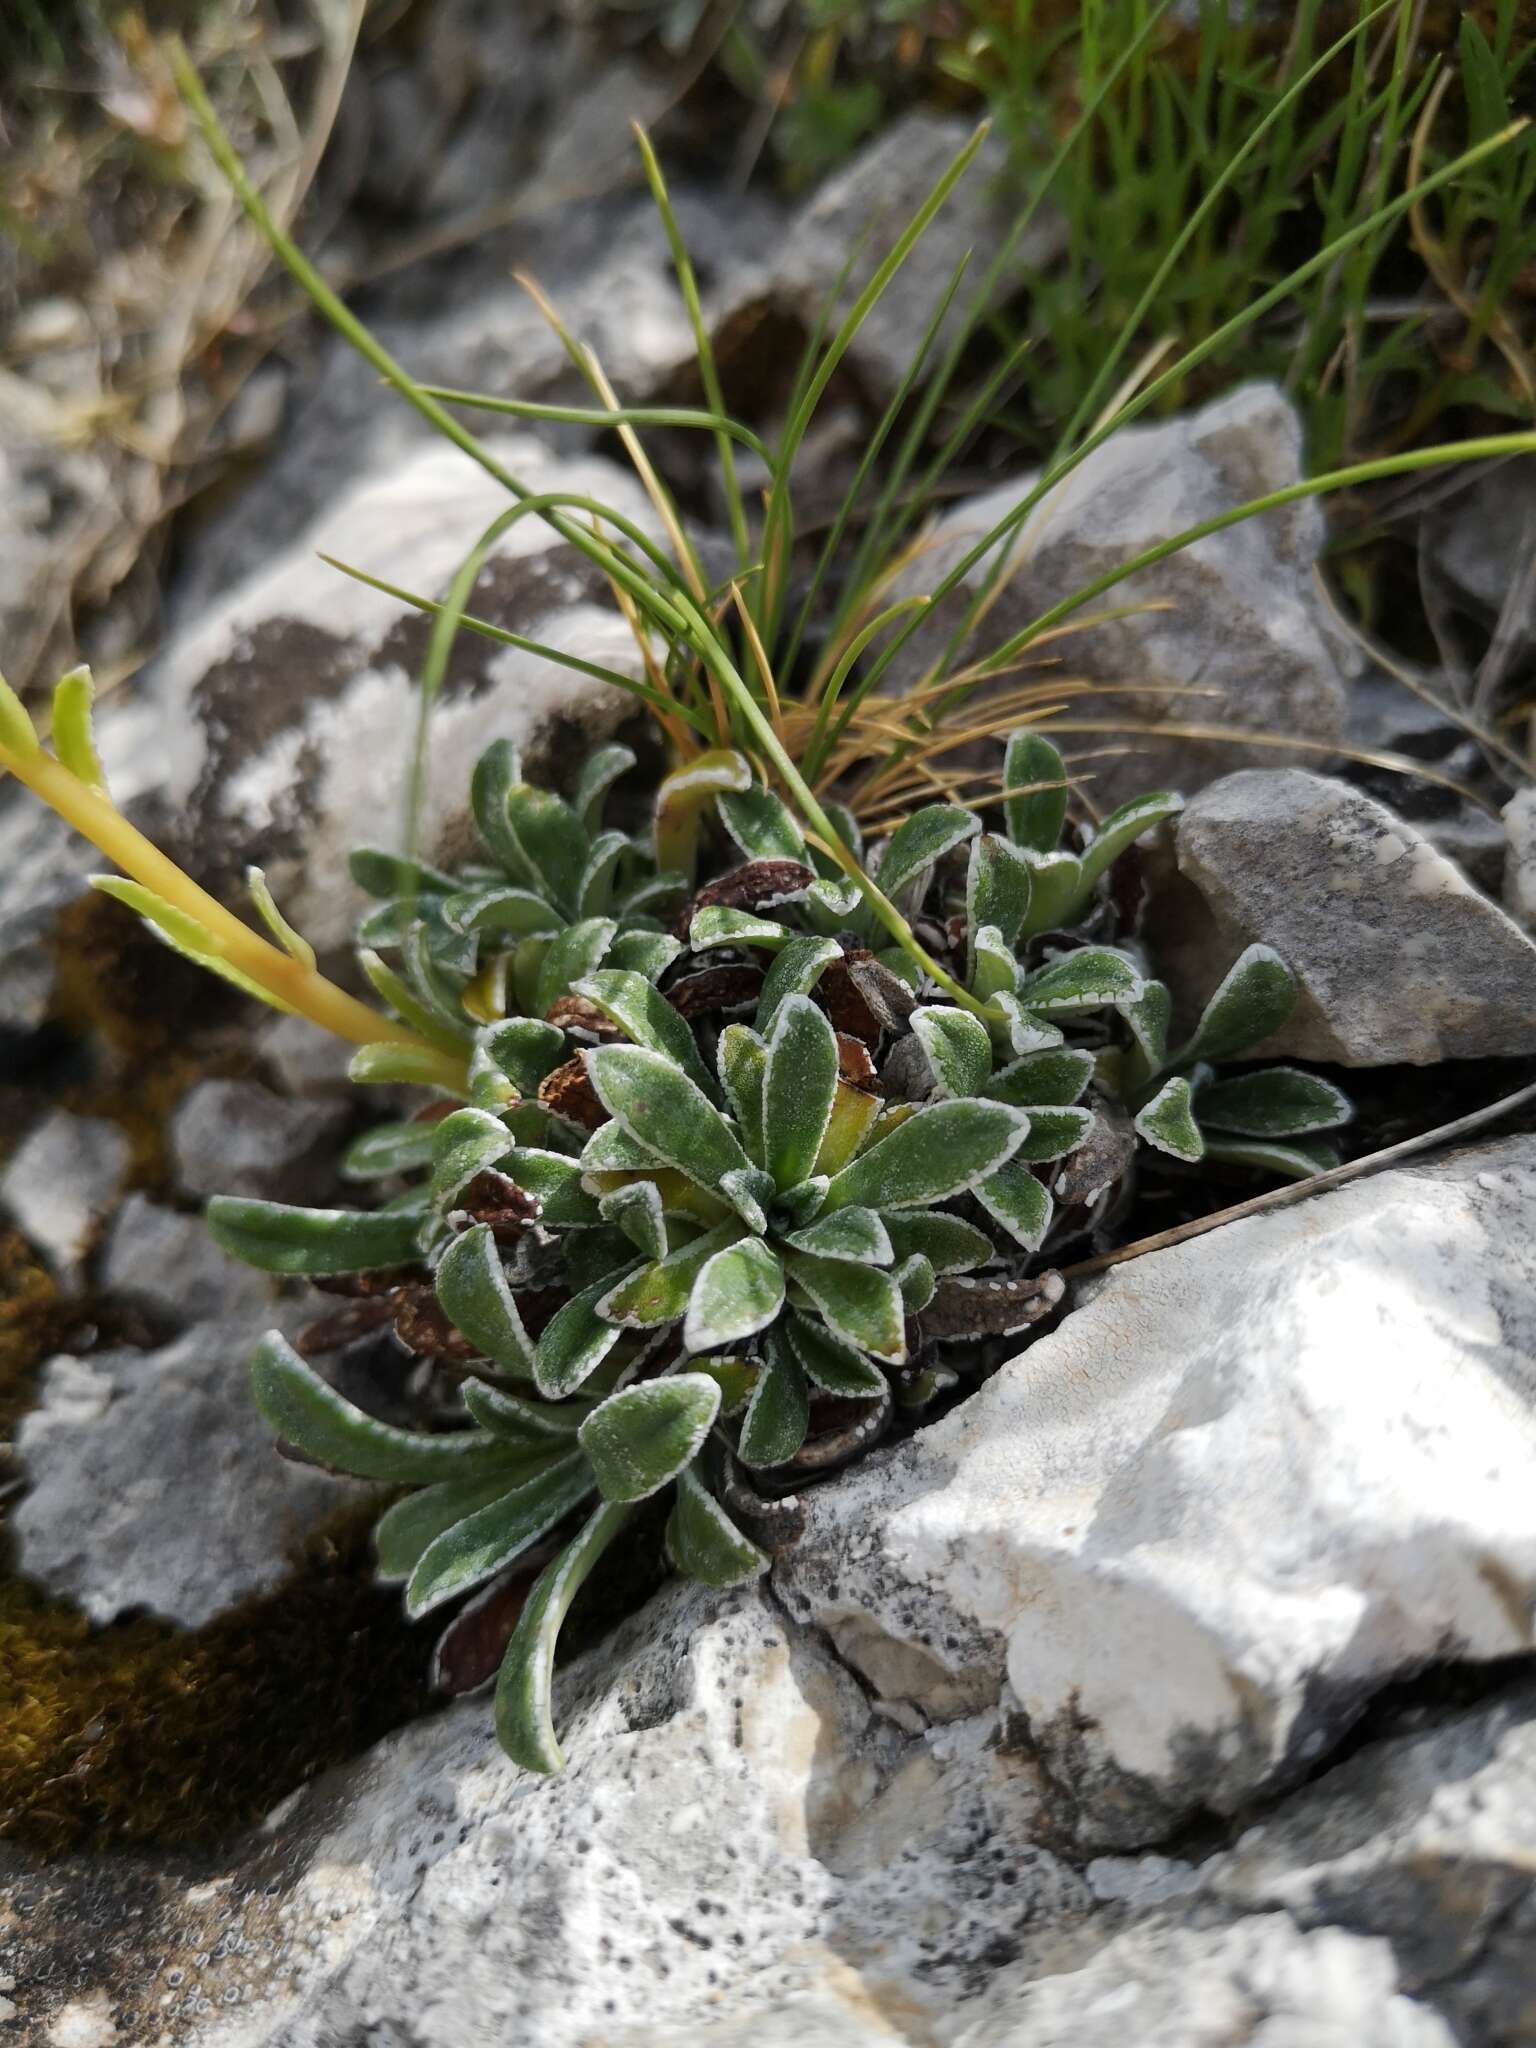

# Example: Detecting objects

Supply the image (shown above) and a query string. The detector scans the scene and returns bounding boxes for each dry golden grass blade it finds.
[730,585,785,740]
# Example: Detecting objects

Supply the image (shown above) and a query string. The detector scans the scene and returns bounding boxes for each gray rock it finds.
[1425,457,1536,627]
[168,1079,351,1203]
[0,381,115,692]
[8,1591,1535,2046]
[753,114,1063,406]
[883,382,1356,808]
[0,433,665,1026]
[776,1137,1536,1847]
[1506,786,1536,933]
[1155,768,1536,1063]
[0,1110,130,1283]
[10,1307,366,1627]
[98,1192,276,1324]
[255,1010,359,1096]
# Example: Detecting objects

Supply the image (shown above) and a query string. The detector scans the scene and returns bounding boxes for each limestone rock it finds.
[168,1079,351,1204]
[1506,786,1536,933]
[884,382,1355,807]
[10,1308,366,1628]
[0,1110,130,1284]
[1158,768,1536,1062]
[99,1193,277,1325]
[776,1137,1536,1847]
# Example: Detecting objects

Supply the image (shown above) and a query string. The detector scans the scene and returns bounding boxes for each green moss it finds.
[0,1502,434,1857]
[0,1229,66,1444]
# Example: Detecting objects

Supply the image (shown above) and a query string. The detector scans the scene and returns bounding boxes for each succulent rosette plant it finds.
[190,728,1354,1774]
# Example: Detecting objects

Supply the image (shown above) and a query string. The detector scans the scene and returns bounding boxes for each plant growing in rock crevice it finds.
[191,729,1352,1773]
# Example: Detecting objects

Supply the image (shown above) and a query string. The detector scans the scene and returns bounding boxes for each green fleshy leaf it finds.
[717,785,808,863]
[461,1379,587,1443]
[348,847,456,900]
[989,995,1066,1057]
[495,1499,633,1773]
[1195,1067,1353,1138]
[578,1373,722,1503]
[434,1224,538,1377]
[506,783,590,917]
[348,1042,466,1090]
[895,1253,936,1312]
[586,1044,754,1200]
[598,1218,747,1330]
[1003,731,1069,853]
[981,1047,1095,1108]
[51,665,107,789]
[973,1160,1053,1251]
[1134,1076,1205,1162]
[1201,1135,1340,1179]
[207,1196,421,1275]
[1180,946,1297,1063]
[773,1177,827,1231]
[971,924,1022,1004]
[910,1005,993,1099]
[1076,791,1183,900]
[1120,979,1172,1086]
[0,669,39,756]
[506,1147,601,1226]
[1012,1105,1095,1163]
[577,830,629,918]
[654,749,752,877]
[562,1226,643,1294]
[360,949,470,1053]
[783,1252,905,1363]
[822,1099,1028,1213]
[429,1108,514,1210]
[666,1467,769,1587]
[442,886,560,938]
[782,1206,892,1264]
[249,1333,519,1481]
[375,1470,535,1581]
[689,905,797,953]
[689,1355,759,1416]
[406,1452,594,1617]
[967,834,1032,971]
[785,1312,887,1396]
[874,803,981,905]
[617,870,689,921]
[580,1120,663,1175]
[533,1277,630,1399]
[801,877,865,936]
[90,877,300,1018]
[246,867,316,970]
[477,1017,566,1096]
[574,967,717,1100]
[1022,948,1142,1017]
[684,1238,786,1353]
[737,1331,809,1468]
[754,935,842,1036]
[401,922,474,1032]
[600,1181,668,1261]
[1017,849,1084,935]
[718,1025,768,1165]
[606,929,682,981]
[341,1121,440,1180]
[470,740,530,879]
[534,917,617,1017]
[880,1211,992,1274]
[762,994,840,1193]
[573,743,637,833]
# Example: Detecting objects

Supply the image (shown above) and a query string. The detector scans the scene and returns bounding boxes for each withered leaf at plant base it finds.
[1053,1095,1138,1207]
[665,963,766,1019]
[680,858,816,932]
[544,994,627,1040]
[297,1294,399,1358]
[431,1555,553,1696]
[392,1285,487,1364]
[917,1268,1066,1342]
[538,1054,609,1131]
[448,1171,543,1243]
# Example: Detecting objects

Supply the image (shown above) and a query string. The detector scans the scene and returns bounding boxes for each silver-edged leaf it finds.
[981,1046,1096,1108]
[207,1197,422,1275]
[683,1238,786,1353]
[341,1121,440,1181]
[597,1217,747,1330]
[973,1159,1053,1250]
[533,1277,630,1398]
[821,1099,1029,1212]
[494,1498,633,1773]
[586,1044,754,1200]
[783,1251,905,1363]
[1180,945,1297,1063]
[406,1452,594,1617]
[1134,1076,1205,1162]
[250,1332,520,1481]
[717,1024,768,1164]
[1022,948,1142,1016]
[577,1372,722,1503]
[717,785,807,863]
[782,1206,893,1264]
[910,1005,992,1099]
[784,1311,887,1396]
[736,1331,809,1468]
[762,994,840,1193]
[754,935,842,1036]
[599,1180,668,1261]
[533,916,617,1017]
[873,803,980,904]
[666,1466,769,1587]
[434,1224,539,1377]
[880,1211,992,1274]
[1195,1067,1353,1138]
[574,967,717,1100]
[1003,730,1069,853]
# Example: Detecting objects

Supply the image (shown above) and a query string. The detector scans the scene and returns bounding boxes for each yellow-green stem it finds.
[1,742,465,1084]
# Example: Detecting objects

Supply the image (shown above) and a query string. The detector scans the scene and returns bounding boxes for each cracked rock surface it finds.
[1151,768,1536,1063]
[776,1136,1536,1848]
